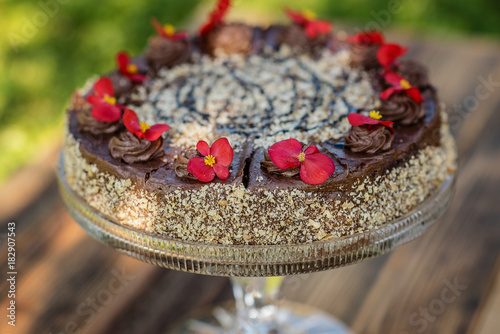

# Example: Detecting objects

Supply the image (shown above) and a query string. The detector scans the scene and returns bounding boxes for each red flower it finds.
[380,72,424,103]
[198,0,231,36]
[268,139,335,185]
[86,77,122,122]
[376,43,407,69]
[187,138,234,182]
[285,8,332,39]
[151,18,188,40]
[123,108,171,141]
[116,51,147,83]
[348,111,394,133]
[347,31,384,45]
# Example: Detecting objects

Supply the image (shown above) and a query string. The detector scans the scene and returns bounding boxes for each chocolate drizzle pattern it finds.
[146,36,191,70]
[108,131,164,164]
[345,125,394,154]
[76,110,122,136]
[174,148,199,180]
[380,92,426,125]
[138,48,374,149]
[202,23,253,55]
[261,150,300,177]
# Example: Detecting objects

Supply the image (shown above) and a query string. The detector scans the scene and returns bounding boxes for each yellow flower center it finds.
[302,9,317,21]
[126,63,138,74]
[298,152,306,162]
[204,154,216,167]
[139,122,150,133]
[103,94,116,105]
[400,79,411,90]
[369,110,382,120]
[163,24,175,36]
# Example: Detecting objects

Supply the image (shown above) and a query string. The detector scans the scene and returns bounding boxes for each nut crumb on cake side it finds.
[63,112,456,245]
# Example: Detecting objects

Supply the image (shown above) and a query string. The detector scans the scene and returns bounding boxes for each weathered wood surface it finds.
[1,34,500,334]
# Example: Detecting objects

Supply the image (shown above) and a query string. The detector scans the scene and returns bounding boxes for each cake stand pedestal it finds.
[173,277,350,333]
[57,155,455,334]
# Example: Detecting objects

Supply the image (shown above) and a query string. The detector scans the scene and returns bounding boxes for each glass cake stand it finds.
[57,154,455,333]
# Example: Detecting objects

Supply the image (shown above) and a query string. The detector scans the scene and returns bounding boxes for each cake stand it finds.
[57,154,455,333]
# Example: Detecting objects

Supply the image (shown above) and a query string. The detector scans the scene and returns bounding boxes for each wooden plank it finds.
[99,271,232,334]
[470,258,500,334]
[282,255,389,325]
[0,144,61,224]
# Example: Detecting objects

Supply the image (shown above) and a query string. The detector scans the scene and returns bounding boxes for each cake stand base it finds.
[171,301,351,334]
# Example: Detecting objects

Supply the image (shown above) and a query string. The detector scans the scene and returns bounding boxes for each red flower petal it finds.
[213,164,230,180]
[347,31,384,45]
[86,94,100,106]
[151,17,167,37]
[304,145,319,155]
[128,73,147,83]
[197,141,210,157]
[116,51,130,74]
[348,113,394,131]
[172,32,188,40]
[348,113,384,126]
[90,103,121,123]
[384,72,405,88]
[268,138,303,169]
[381,121,395,133]
[377,43,407,68]
[305,20,332,39]
[188,157,215,182]
[145,124,171,141]
[299,153,335,185]
[210,138,233,167]
[199,0,231,35]
[284,8,308,25]
[405,87,424,103]
[380,87,399,100]
[93,77,114,98]
[123,108,143,138]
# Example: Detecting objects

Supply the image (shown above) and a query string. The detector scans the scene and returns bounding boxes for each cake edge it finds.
[63,109,456,245]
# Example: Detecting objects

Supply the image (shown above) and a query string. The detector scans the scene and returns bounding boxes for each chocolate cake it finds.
[63,2,456,245]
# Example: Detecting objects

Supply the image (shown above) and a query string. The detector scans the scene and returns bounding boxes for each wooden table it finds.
[1,34,500,334]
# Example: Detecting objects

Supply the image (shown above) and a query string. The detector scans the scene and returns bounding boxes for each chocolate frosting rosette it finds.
[380,72,426,125]
[108,108,170,164]
[397,59,430,88]
[346,31,384,69]
[202,23,254,55]
[146,18,191,70]
[280,8,332,52]
[76,78,123,136]
[345,111,395,154]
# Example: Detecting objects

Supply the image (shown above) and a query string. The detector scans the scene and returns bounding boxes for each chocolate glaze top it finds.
[68,22,440,194]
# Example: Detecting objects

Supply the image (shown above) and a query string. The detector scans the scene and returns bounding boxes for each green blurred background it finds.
[1,0,500,186]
